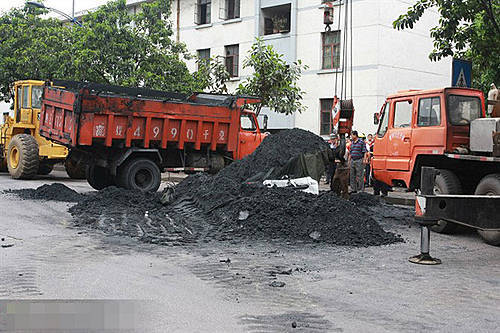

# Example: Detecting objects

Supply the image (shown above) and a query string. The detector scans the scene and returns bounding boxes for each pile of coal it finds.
[205,184,402,246]
[349,192,382,207]
[6,183,83,202]
[68,186,199,245]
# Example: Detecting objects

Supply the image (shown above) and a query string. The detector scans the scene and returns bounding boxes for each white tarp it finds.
[263,177,319,195]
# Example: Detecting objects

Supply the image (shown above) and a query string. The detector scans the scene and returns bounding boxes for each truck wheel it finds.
[7,134,39,179]
[209,154,225,174]
[38,163,54,175]
[118,158,161,192]
[431,169,462,234]
[86,164,114,190]
[474,174,500,246]
[65,158,86,179]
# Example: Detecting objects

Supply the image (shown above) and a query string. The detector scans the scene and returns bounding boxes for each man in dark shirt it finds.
[348,131,368,193]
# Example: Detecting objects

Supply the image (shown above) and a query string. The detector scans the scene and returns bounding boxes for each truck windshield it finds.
[31,86,43,109]
[447,95,481,125]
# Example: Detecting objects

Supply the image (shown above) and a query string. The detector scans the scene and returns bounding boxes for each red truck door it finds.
[411,95,446,157]
[373,102,390,181]
[386,98,414,171]
[238,113,261,160]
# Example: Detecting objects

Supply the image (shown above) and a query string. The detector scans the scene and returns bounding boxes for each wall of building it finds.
[173,0,451,136]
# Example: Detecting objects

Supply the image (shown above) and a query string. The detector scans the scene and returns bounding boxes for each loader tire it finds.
[38,163,54,175]
[86,164,114,190]
[7,134,39,179]
[65,158,86,179]
[431,169,462,234]
[474,174,500,246]
[117,158,161,192]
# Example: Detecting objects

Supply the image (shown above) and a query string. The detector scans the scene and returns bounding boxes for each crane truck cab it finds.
[372,87,500,243]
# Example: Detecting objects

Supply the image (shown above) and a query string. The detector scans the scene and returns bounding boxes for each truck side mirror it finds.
[263,115,268,131]
[374,113,379,125]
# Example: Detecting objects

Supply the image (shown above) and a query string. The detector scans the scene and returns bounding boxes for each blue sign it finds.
[452,58,472,88]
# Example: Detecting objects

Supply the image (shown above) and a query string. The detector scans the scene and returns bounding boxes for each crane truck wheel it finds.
[474,174,500,246]
[7,134,40,179]
[431,169,462,234]
[65,158,86,179]
[86,164,114,190]
[117,158,161,192]
[37,163,54,175]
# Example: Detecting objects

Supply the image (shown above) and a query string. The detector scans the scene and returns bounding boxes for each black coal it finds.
[6,183,83,202]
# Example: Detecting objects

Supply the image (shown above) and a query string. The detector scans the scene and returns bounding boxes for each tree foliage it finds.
[393,0,500,92]
[237,38,308,115]
[0,0,201,103]
[193,56,231,94]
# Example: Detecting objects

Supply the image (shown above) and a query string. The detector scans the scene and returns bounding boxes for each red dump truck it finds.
[39,81,267,192]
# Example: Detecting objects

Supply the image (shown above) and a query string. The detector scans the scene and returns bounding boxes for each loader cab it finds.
[13,80,45,127]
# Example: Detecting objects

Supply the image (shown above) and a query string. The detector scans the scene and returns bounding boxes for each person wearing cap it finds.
[348,130,368,193]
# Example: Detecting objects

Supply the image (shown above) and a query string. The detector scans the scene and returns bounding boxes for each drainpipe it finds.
[176,0,180,42]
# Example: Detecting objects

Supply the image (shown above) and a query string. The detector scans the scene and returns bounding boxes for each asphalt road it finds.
[0,171,499,332]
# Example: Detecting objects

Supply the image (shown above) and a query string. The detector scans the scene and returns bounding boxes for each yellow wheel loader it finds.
[0,80,85,179]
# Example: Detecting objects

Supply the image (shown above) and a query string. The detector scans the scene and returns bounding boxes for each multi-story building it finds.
[32,0,450,136]
[166,0,451,136]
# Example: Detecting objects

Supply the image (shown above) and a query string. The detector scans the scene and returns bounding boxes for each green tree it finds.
[69,0,197,93]
[0,5,70,102]
[193,56,231,94]
[393,0,500,92]
[0,0,202,103]
[237,38,308,115]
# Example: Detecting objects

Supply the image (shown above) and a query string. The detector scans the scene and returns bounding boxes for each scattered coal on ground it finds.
[349,192,382,207]
[11,129,404,247]
[6,183,83,202]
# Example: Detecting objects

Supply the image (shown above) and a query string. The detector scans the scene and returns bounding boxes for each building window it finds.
[320,98,334,135]
[197,48,211,69]
[195,0,211,25]
[322,31,340,69]
[220,0,240,20]
[261,4,291,36]
[225,44,239,77]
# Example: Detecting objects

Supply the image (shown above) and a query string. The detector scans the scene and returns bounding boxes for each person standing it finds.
[348,131,368,193]
[326,133,337,184]
[365,134,374,187]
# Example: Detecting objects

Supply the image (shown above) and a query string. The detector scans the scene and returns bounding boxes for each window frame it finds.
[417,96,441,127]
[446,94,482,126]
[220,0,240,20]
[22,85,30,109]
[225,44,239,77]
[195,0,211,25]
[197,48,211,70]
[240,114,257,131]
[393,99,413,129]
[322,30,341,70]
[377,102,390,138]
[31,86,43,110]
[320,98,334,135]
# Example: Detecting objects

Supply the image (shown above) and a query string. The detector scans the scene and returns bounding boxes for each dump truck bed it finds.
[40,82,259,156]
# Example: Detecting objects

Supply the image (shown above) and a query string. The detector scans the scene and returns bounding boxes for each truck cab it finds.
[372,87,491,191]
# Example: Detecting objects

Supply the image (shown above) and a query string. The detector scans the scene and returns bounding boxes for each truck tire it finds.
[118,158,161,192]
[86,164,114,190]
[474,174,500,246]
[38,163,54,175]
[209,154,225,174]
[431,169,462,234]
[65,158,86,179]
[7,134,39,179]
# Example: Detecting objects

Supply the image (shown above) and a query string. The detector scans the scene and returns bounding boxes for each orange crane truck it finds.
[372,86,500,246]
[39,81,267,192]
